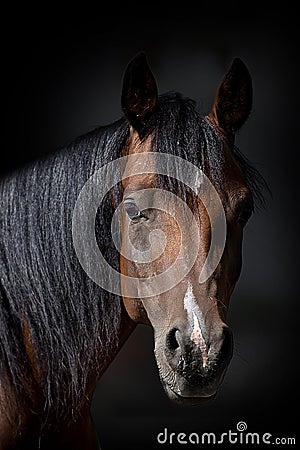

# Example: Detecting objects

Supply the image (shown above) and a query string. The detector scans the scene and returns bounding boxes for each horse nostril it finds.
[166,327,180,353]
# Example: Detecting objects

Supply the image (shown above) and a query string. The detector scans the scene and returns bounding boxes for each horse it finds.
[0,53,265,449]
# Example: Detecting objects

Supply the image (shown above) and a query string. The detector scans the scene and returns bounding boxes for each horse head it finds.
[120,53,253,403]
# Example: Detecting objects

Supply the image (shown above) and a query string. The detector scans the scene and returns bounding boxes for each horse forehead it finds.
[122,129,248,204]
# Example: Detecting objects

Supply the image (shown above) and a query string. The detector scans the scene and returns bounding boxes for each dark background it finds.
[2,4,298,449]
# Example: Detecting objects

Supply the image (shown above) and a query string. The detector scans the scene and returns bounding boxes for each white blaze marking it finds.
[183,282,208,367]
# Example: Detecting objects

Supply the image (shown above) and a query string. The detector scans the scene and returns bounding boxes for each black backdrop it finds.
[2,4,298,449]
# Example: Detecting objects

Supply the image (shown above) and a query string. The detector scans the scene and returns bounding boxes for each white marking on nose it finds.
[191,313,207,367]
[183,282,208,367]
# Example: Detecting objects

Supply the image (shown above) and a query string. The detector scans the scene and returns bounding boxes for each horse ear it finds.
[209,58,252,134]
[121,52,158,133]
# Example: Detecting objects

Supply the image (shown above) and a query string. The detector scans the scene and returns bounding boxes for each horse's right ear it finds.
[121,52,158,134]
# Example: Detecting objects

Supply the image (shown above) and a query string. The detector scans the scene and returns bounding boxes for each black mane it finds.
[0,119,127,421]
[0,92,266,422]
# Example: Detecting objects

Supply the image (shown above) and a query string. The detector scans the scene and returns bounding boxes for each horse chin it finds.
[159,364,228,406]
[163,382,217,406]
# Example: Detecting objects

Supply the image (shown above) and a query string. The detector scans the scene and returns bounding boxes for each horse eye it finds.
[123,199,147,221]
[238,202,253,226]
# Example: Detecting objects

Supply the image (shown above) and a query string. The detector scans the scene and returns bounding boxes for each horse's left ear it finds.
[209,58,252,134]
[121,52,158,134]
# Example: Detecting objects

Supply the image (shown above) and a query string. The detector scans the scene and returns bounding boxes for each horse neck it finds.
[0,303,135,450]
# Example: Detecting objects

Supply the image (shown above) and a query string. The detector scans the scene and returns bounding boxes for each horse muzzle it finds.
[156,324,233,403]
